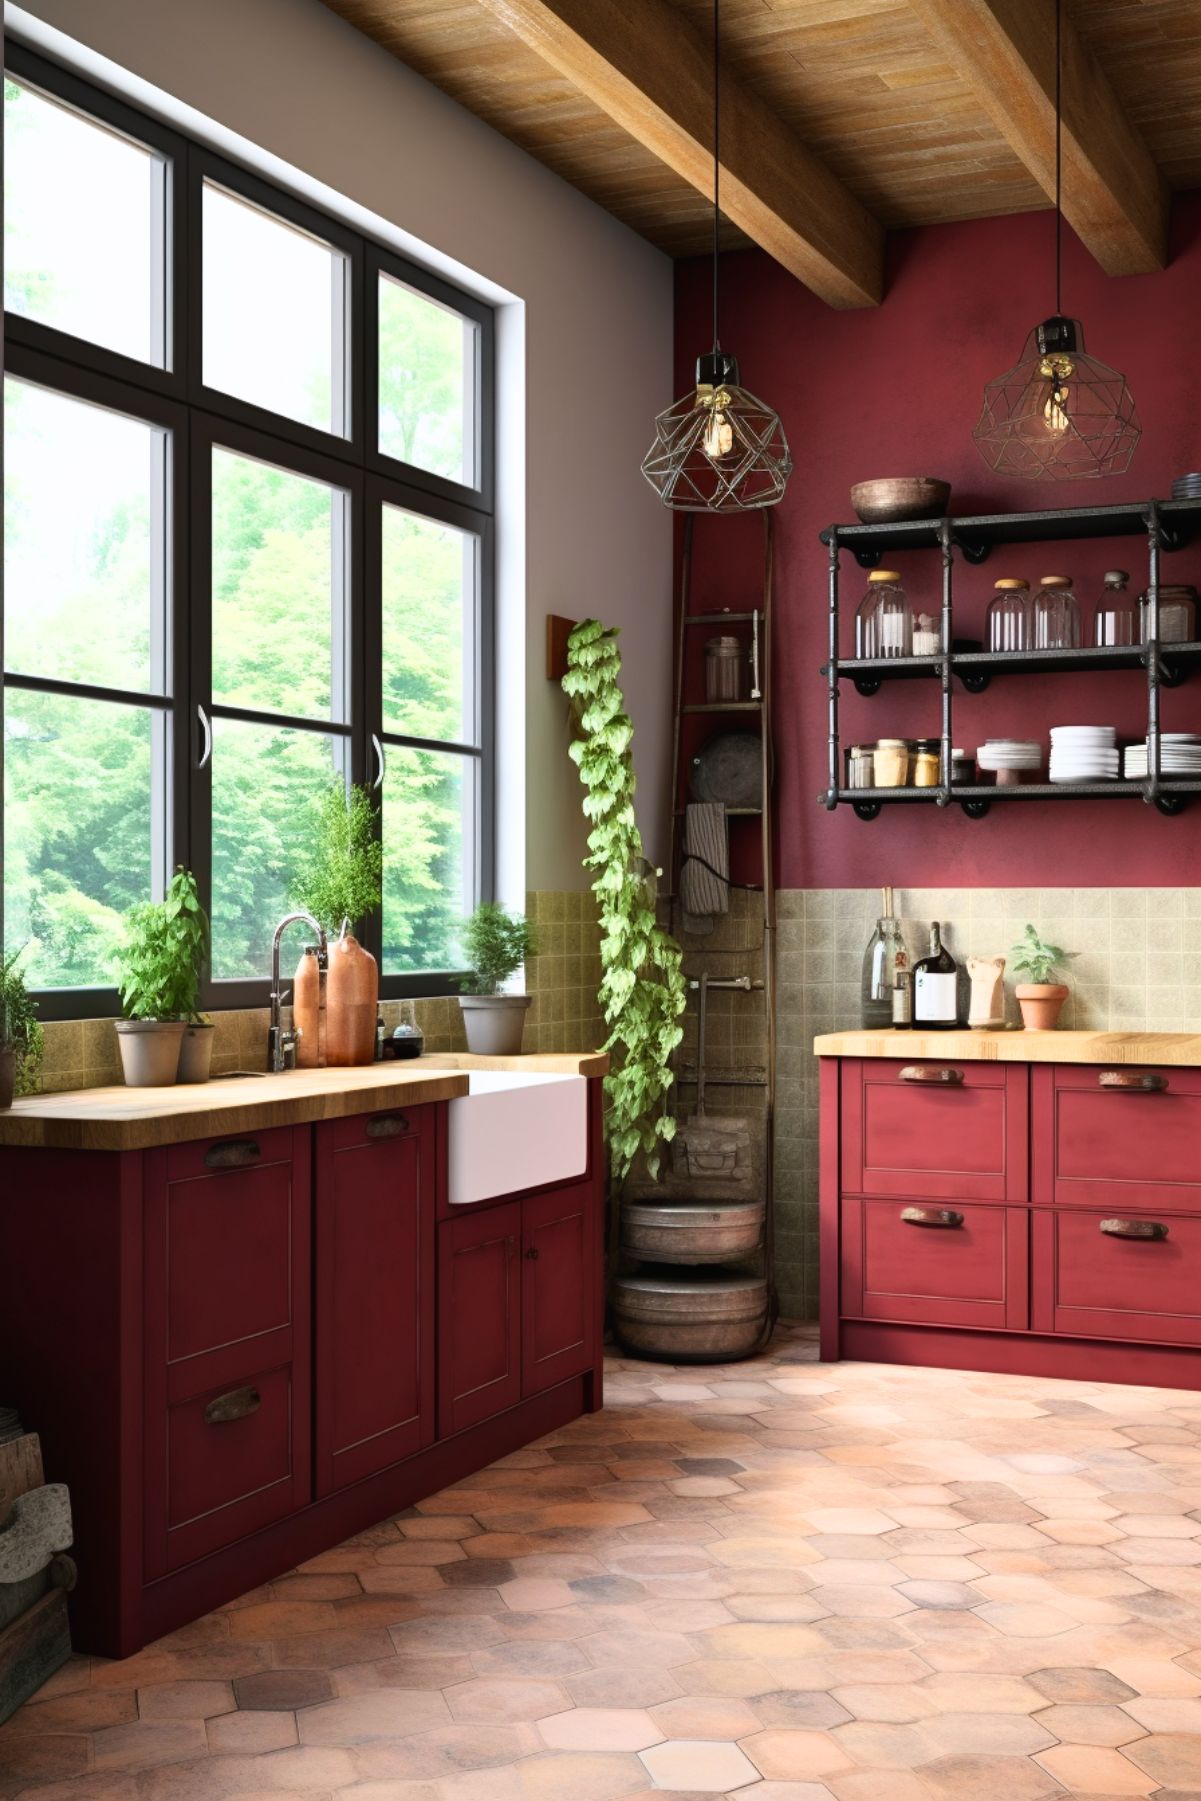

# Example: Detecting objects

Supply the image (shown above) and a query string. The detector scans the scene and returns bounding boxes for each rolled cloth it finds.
[680,801,729,933]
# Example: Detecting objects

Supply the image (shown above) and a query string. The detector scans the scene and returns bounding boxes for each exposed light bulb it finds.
[698,384,735,461]
[1040,354,1073,434]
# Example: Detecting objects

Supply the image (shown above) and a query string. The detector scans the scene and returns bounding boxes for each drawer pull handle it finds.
[1098,1071,1169,1092]
[1100,1217,1169,1241]
[204,1139,261,1170]
[901,1206,964,1229]
[366,1113,409,1140]
[203,1385,262,1426]
[898,1066,964,1086]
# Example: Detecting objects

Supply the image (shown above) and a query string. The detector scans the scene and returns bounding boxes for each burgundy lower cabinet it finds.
[0,1079,604,1658]
[314,1106,436,1495]
[437,1184,596,1437]
[822,1056,1201,1390]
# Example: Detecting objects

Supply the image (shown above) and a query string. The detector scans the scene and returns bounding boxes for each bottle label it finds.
[914,971,957,1021]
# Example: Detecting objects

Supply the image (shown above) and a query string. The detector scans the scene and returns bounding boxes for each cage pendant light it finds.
[641,0,792,511]
[973,0,1139,481]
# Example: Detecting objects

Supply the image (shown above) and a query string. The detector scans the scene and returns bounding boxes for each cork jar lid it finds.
[1039,574,1073,587]
[868,569,903,582]
[993,578,1029,590]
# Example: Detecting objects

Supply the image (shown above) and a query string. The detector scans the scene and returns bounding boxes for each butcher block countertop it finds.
[0,1051,609,1153]
[815,1029,1201,1066]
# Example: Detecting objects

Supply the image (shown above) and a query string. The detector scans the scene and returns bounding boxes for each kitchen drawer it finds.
[159,1362,300,1571]
[841,1197,1028,1331]
[1033,1065,1201,1213]
[1032,1207,1201,1348]
[841,1058,1028,1203]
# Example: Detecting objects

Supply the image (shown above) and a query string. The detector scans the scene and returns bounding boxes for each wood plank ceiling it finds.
[322,0,1201,303]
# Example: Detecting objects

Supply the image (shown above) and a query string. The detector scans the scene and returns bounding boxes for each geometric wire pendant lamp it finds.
[641,0,793,511]
[973,0,1140,481]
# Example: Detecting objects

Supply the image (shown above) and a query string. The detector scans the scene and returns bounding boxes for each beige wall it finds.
[8,0,674,893]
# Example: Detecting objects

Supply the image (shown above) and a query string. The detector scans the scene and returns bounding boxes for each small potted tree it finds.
[114,870,208,1086]
[290,782,383,1066]
[1011,924,1073,1031]
[457,903,538,1054]
[0,949,44,1110]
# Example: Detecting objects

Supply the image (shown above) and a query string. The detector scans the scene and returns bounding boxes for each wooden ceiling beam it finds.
[910,0,1168,276]
[472,0,884,307]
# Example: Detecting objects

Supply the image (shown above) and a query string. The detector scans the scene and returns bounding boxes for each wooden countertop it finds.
[0,1052,609,1153]
[815,1029,1201,1066]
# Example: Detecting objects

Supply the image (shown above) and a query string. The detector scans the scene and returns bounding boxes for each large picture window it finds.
[2,47,494,1014]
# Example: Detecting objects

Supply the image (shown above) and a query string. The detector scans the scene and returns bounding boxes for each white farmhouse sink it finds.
[447,1071,588,1205]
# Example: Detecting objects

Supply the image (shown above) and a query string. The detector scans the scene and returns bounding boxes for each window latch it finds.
[371,733,386,790]
[197,703,212,770]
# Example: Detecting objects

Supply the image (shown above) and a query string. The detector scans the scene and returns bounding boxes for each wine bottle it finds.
[912,921,959,1030]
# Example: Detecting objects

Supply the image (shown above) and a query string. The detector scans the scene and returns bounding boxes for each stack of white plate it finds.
[976,739,1041,777]
[1124,733,1201,778]
[1049,725,1118,783]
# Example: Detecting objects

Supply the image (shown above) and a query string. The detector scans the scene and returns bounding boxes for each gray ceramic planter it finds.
[458,994,532,1056]
[178,1023,215,1084]
[115,1020,185,1087]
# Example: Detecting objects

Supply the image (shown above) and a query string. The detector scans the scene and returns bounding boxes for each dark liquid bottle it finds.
[912,921,959,1030]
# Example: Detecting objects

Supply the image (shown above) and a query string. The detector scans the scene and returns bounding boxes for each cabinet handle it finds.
[366,1112,409,1139]
[1100,1217,1169,1241]
[203,1385,262,1425]
[1098,1071,1169,1092]
[204,1139,261,1170]
[899,1066,964,1086]
[901,1206,964,1229]
[525,1246,540,1260]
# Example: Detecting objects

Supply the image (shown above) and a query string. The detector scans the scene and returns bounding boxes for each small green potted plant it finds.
[114,870,209,1087]
[0,948,44,1110]
[290,782,383,1066]
[457,903,538,1055]
[1011,923,1073,1031]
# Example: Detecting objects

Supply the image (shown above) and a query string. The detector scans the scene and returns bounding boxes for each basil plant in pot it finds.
[290,782,383,1067]
[1011,923,1074,1031]
[113,870,210,1086]
[457,903,538,1055]
[0,948,44,1111]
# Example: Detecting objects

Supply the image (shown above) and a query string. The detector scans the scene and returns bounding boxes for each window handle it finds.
[197,703,212,770]
[371,733,386,790]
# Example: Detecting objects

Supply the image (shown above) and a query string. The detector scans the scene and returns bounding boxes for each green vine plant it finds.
[563,619,687,1182]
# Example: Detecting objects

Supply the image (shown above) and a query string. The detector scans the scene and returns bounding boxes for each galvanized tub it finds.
[612,1270,768,1363]
[621,1197,765,1266]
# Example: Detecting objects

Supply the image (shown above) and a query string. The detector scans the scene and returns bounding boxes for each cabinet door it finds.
[841,1058,1028,1204]
[1032,1208,1201,1347]
[143,1126,311,1577]
[1033,1064,1201,1213]
[841,1196,1029,1332]
[522,1185,594,1396]
[437,1201,522,1436]
[315,1107,435,1496]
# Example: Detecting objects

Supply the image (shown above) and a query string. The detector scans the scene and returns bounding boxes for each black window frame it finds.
[2,42,496,1020]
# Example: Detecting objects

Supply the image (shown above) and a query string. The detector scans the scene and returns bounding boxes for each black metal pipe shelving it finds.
[819,497,1201,821]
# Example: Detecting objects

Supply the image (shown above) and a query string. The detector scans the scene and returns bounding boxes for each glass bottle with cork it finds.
[861,886,908,1029]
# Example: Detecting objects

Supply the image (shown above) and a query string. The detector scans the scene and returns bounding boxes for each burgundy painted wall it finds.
[675,196,1201,888]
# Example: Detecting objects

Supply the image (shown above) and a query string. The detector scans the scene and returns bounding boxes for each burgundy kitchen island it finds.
[818,1030,1201,1394]
[0,1054,606,1659]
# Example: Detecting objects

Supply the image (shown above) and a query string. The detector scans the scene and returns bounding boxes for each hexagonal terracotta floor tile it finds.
[639,1736,761,1791]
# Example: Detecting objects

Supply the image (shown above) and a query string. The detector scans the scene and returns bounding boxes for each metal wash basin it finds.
[447,1070,588,1205]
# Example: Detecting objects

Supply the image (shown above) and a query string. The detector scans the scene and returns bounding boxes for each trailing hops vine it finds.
[563,619,686,1180]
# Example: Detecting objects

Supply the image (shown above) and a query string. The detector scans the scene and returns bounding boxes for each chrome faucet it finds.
[268,913,328,1073]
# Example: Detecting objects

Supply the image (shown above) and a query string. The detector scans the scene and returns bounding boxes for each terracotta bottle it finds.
[292,945,325,1069]
[325,927,379,1066]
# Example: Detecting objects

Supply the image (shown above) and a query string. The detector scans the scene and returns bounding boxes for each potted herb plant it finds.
[290,782,383,1066]
[0,948,44,1110]
[457,903,538,1054]
[114,869,208,1087]
[1011,923,1072,1031]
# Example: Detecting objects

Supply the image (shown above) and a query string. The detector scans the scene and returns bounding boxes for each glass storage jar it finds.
[874,738,912,786]
[1094,569,1136,647]
[845,744,876,789]
[911,739,941,786]
[1139,583,1198,645]
[705,634,747,702]
[1032,574,1082,650]
[987,578,1030,651]
[858,569,912,659]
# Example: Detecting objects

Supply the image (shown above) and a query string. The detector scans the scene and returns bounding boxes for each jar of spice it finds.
[705,634,747,702]
[874,738,912,787]
[1139,583,1198,646]
[911,739,941,786]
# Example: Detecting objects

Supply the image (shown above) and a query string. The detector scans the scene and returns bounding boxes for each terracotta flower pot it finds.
[1015,983,1068,1031]
[325,930,379,1066]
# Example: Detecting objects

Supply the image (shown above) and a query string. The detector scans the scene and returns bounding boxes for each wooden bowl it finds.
[851,477,951,523]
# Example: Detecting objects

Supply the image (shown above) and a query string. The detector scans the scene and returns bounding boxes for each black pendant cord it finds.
[1054,0,1062,317]
[712,0,721,353]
